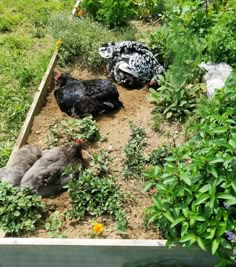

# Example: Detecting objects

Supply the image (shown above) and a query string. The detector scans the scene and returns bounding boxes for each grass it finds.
[0,0,73,167]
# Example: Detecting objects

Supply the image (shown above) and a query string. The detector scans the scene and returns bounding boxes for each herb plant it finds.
[47,115,100,147]
[123,122,147,179]
[0,182,46,236]
[145,77,236,265]
[148,73,202,122]
[66,150,127,232]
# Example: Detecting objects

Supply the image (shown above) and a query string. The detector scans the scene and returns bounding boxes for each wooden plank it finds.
[0,238,221,267]
[7,50,58,166]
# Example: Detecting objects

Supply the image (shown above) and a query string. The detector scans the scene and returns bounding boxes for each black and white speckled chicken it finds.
[0,145,42,186]
[20,139,87,197]
[99,41,165,89]
[54,73,123,117]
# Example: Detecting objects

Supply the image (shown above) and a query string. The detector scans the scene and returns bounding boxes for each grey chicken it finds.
[20,139,87,197]
[0,145,42,186]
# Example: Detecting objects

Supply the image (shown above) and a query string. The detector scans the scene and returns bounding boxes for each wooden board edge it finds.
[7,50,58,166]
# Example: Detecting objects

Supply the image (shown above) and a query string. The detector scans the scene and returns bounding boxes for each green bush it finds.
[145,76,236,265]
[0,182,46,236]
[49,14,136,68]
[66,150,127,231]
[81,0,134,28]
[206,9,236,67]
[148,73,202,122]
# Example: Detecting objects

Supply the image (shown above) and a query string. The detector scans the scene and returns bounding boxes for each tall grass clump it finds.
[48,14,136,68]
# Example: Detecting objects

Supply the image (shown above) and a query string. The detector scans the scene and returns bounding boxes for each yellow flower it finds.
[77,10,83,17]
[92,223,104,235]
[55,38,62,51]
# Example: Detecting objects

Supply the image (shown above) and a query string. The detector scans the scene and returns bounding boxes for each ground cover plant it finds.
[47,115,101,147]
[66,150,127,232]
[122,122,147,179]
[0,182,46,236]
[0,0,73,167]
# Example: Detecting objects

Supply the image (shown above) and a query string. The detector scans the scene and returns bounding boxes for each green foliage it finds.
[123,122,147,179]
[148,144,172,166]
[0,0,72,167]
[148,74,202,122]
[47,115,100,147]
[45,211,67,238]
[66,150,127,231]
[49,14,136,67]
[133,0,166,19]
[81,0,134,28]
[0,182,46,236]
[206,8,236,67]
[145,76,236,264]
[96,0,134,28]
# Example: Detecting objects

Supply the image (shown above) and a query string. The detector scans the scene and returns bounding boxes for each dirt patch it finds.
[26,66,185,239]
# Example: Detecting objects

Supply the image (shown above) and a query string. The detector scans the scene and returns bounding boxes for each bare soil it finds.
[26,64,185,239]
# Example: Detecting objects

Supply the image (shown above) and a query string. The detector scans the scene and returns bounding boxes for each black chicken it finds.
[54,73,123,117]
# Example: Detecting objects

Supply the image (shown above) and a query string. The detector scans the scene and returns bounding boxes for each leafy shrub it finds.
[49,14,136,67]
[206,9,236,67]
[123,122,147,179]
[133,0,166,19]
[66,150,127,231]
[0,182,46,236]
[47,115,100,147]
[148,73,202,122]
[145,76,236,265]
[81,0,134,28]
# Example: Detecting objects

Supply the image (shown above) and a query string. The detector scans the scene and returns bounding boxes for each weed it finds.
[66,150,127,232]
[47,115,100,147]
[122,122,147,179]
[0,182,46,236]
[45,211,67,238]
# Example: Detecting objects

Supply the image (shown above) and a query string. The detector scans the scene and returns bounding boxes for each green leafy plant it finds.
[123,122,147,179]
[0,182,46,236]
[81,0,135,28]
[47,115,100,147]
[145,77,236,265]
[45,211,67,238]
[148,73,202,122]
[66,150,127,231]
[49,14,136,67]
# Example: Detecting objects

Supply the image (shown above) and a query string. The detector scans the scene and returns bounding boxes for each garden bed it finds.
[22,64,185,239]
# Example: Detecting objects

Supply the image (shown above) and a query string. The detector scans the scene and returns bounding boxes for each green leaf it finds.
[170,217,185,227]
[197,237,207,251]
[180,173,192,186]
[216,193,236,202]
[152,196,162,210]
[166,112,173,119]
[195,194,210,205]
[212,239,220,255]
[163,211,175,223]
[179,233,196,243]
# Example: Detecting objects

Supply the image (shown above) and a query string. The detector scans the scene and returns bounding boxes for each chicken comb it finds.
[55,72,62,80]
[75,139,83,144]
